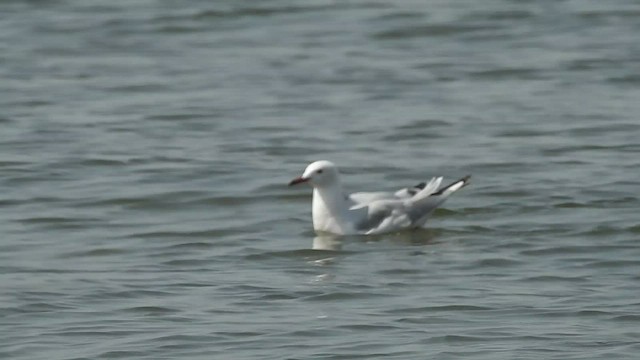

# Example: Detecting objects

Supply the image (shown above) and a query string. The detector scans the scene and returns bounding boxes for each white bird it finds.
[289,160,470,235]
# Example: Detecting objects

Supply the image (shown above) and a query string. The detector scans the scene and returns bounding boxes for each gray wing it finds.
[350,176,470,233]
[393,182,427,198]
[349,191,397,205]
[353,202,392,232]
[349,182,428,205]
[351,200,412,234]
[405,196,443,225]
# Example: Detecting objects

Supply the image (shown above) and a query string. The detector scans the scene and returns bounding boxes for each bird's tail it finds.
[411,175,471,207]
[431,175,471,197]
[407,175,471,227]
[410,174,471,204]
[411,176,443,201]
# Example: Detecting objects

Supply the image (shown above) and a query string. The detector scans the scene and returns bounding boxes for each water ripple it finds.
[2,0,639,359]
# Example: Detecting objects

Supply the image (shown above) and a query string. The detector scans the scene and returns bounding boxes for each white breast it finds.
[312,188,349,234]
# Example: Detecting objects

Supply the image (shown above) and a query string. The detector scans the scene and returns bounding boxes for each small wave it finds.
[96,350,148,358]
[103,289,174,299]
[245,248,344,261]
[396,119,452,130]
[627,225,640,234]
[374,24,499,39]
[7,302,74,315]
[121,305,180,315]
[472,258,522,268]
[192,5,332,20]
[17,216,103,230]
[429,334,486,343]
[608,74,640,85]
[469,67,544,81]
[522,275,588,283]
[130,228,237,239]
[303,291,388,302]
[554,201,589,209]
[520,246,599,256]
[584,260,640,269]
[58,248,128,259]
[337,323,403,331]
[471,10,535,21]
[612,314,640,322]
[164,241,213,250]
[578,10,640,20]
[257,293,299,301]
[160,259,214,267]
[495,129,552,138]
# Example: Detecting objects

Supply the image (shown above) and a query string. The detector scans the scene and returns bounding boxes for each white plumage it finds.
[289,160,470,235]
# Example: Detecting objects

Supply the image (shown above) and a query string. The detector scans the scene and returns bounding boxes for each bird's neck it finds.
[314,185,345,210]
[312,183,347,232]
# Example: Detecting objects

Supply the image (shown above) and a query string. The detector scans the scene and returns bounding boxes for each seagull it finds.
[289,160,470,235]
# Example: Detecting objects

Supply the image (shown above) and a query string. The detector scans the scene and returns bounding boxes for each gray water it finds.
[1,0,640,359]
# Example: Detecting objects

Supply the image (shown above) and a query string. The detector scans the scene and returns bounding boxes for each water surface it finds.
[1,0,639,359]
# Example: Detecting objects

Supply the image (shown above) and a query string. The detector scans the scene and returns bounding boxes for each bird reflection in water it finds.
[312,235,343,251]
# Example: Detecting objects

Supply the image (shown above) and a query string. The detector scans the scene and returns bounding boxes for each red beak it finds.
[288,176,308,186]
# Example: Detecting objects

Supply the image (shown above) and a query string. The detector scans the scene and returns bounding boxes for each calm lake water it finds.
[1,0,639,359]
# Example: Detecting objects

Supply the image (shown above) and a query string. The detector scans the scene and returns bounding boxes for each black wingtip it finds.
[432,175,471,196]
[461,175,471,187]
[414,182,427,190]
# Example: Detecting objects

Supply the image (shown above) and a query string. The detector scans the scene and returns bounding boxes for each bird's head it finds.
[288,160,339,188]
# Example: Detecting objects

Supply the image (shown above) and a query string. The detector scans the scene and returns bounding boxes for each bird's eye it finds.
[317,169,323,174]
